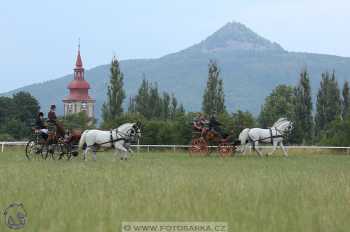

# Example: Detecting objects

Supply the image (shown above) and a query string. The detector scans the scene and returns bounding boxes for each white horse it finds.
[78,122,142,161]
[238,118,293,157]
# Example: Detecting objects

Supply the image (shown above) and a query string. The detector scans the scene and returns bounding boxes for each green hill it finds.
[3,22,350,120]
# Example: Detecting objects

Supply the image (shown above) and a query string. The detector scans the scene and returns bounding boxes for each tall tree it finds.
[259,85,295,128]
[130,78,184,120]
[293,69,314,144]
[342,81,350,119]
[231,110,256,138]
[315,71,342,135]
[161,92,171,120]
[135,78,151,118]
[149,83,161,118]
[128,96,136,113]
[202,60,226,115]
[102,57,126,122]
[217,79,226,114]
[170,94,178,120]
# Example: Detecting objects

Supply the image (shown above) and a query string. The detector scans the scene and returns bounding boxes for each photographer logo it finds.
[3,203,27,230]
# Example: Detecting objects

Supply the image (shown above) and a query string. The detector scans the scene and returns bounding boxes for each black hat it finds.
[50,105,56,110]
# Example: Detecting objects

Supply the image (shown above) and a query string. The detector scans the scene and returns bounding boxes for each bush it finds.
[0,133,14,141]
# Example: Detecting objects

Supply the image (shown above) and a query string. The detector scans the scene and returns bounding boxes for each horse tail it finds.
[79,130,89,150]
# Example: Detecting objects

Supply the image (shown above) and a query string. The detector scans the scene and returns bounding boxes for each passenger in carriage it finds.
[193,113,209,135]
[209,113,224,138]
[35,112,48,140]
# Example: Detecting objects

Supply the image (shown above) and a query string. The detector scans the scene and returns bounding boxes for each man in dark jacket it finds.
[209,114,224,137]
[35,112,48,140]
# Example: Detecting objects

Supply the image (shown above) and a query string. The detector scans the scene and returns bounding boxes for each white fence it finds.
[1,141,27,152]
[1,141,350,153]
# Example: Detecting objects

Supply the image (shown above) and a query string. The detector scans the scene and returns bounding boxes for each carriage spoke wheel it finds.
[60,144,73,160]
[51,143,65,160]
[189,138,209,156]
[25,140,43,160]
[218,143,234,157]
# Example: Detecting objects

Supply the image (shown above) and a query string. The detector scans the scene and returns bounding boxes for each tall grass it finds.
[0,150,350,232]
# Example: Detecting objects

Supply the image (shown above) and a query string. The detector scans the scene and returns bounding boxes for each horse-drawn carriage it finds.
[189,119,239,157]
[25,121,142,161]
[25,122,81,160]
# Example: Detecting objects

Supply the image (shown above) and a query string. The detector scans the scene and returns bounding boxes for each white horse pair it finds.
[238,118,293,157]
[78,122,142,161]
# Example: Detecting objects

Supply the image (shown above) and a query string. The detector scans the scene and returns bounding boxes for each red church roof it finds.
[67,80,90,89]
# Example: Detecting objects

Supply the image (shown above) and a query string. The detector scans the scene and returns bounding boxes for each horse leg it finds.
[115,142,128,161]
[268,140,278,156]
[122,147,129,160]
[254,141,263,157]
[113,145,119,161]
[280,142,288,157]
[84,147,90,161]
[92,146,97,161]
[128,144,134,155]
[243,143,250,155]
[241,145,246,155]
[239,143,245,155]
[119,147,128,160]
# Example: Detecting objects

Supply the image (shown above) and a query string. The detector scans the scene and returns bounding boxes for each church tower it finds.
[63,45,95,118]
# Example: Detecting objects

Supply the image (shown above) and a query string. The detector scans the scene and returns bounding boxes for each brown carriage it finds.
[189,123,237,157]
[25,122,82,160]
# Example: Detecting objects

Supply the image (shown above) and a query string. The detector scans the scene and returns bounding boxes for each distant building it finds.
[63,46,95,118]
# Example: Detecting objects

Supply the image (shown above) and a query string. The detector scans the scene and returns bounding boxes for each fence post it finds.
[1,143,4,153]
[147,145,150,153]
[173,145,176,152]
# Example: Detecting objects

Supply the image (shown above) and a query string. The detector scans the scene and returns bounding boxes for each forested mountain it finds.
[3,22,350,120]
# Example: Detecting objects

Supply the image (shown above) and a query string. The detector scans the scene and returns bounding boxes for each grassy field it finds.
[1,148,350,232]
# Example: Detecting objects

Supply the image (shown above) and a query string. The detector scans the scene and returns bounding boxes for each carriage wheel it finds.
[60,144,73,160]
[41,144,50,160]
[189,138,209,156]
[218,142,234,157]
[51,143,65,160]
[25,140,44,160]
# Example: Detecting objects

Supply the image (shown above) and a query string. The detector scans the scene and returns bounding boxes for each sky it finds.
[0,0,349,92]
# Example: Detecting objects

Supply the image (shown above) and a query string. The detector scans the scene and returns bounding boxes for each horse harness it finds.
[109,129,133,148]
[248,127,284,144]
[85,130,129,149]
[110,130,116,148]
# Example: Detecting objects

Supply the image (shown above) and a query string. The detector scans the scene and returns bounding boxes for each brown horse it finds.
[48,122,81,145]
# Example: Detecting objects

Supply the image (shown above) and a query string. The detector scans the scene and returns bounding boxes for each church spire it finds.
[63,43,95,119]
[75,39,83,68]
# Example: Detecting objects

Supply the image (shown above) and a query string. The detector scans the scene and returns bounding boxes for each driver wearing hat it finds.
[48,105,57,124]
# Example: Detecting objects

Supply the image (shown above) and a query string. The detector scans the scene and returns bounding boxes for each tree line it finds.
[259,69,350,145]
[0,92,40,140]
[1,56,349,146]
